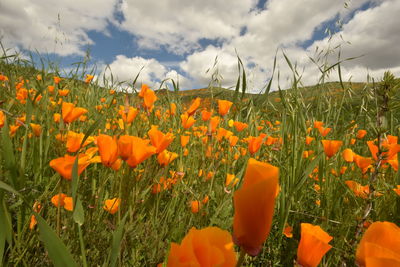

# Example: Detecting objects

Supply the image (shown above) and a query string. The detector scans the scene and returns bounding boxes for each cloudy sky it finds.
[1,0,399,91]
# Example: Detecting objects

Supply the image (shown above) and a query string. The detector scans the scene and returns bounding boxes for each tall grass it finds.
[0,45,399,267]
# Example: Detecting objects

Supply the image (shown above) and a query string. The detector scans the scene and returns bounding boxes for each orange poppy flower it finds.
[0,111,5,128]
[218,99,233,116]
[356,221,400,267]
[233,158,279,256]
[225,174,238,187]
[353,154,373,174]
[167,102,176,116]
[180,135,190,147]
[313,121,324,129]
[357,129,367,139]
[117,135,134,160]
[30,123,41,137]
[283,224,293,238]
[138,84,150,98]
[62,102,88,124]
[186,97,201,116]
[58,89,69,96]
[157,150,178,166]
[66,131,93,153]
[29,202,42,230]
[53,76,61,84]
[119,106,138,124]
[345,180,370,199]
[190,200,200,213]
[103,198,121,214]
[305,136,314,145]
[342,148,354,162]
[53,113,61,123]
[229,135,239,147]
[143,88,157,110]
[63,197,74,211]
[84,74,94,83]
[297,223,333,267]
[51,193,67,207]
[167,227,237,267]
[247,135,264,155]
[148,125,175,153]
[209,116,220,133]
[318,126,331,137]
[321,140,342,158]
[49,153,93,180]
[393,185,400,196]
[233,121,248,132]
[181,113,196,129]
[125,137,156,168]
[97,134,119,167]
[201,109,213,121]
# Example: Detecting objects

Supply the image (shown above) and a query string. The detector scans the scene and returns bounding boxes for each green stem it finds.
[78,225,88,267]
[236,248,246,267]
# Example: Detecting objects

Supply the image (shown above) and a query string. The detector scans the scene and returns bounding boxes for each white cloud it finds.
[0,0,116,56]
[102,55,186,90]
[116,0,256,54]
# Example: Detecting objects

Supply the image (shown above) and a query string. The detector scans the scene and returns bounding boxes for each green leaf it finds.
[34,212,78,267]
[73,197,85,226]
[109,214,128,267]
[1,120,18,187]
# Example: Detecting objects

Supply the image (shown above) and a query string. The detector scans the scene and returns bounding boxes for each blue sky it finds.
[1,0,399,91]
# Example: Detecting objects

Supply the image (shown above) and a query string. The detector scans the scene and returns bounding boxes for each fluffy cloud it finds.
[116,0,256,54]
[0,0,116,56]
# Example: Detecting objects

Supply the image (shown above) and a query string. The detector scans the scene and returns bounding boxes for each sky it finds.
[1,0,399,92]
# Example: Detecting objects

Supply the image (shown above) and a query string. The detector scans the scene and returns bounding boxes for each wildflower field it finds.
[0,53,399,267]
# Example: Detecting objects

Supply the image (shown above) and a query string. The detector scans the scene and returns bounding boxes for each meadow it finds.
[0,50,399,267]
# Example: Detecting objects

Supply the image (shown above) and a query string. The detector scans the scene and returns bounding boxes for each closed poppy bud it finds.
[51,193,67,207]
[233,158,279,256]
[190,200,200,213]
[225,173,236,187]
[63,197,73,211]
[202,195,209,204]
[342,148,354,162]
[321,140,342,158]
[356,221,400,266]
[167,227,237,267]
[103,198,121,214]
[97,134,119,167]
[187,97,201,116]
[350,138,356,145]
[297,223,333,267]
[180,135,190,147]
[356,129,367,139]
[217,100,233,116]
[393,185,400,196]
